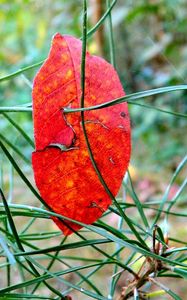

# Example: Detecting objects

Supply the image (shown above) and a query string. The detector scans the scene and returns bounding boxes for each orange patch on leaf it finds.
[32,33,131,235]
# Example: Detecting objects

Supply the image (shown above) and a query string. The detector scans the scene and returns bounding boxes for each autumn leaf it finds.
[32,33,131,235]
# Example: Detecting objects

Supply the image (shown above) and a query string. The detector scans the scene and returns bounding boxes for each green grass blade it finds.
[108,206,152,246]
[86,0,117,39]
[128,100,187,118]
[116,201,187,218]
[154,154,187,224]
[0,294,54,299]
[164,247,187,255]
[166,177,187,214]
[149,278,182,300]
[0,134,30,164]
[20,217,38,235]
[0,189,65,298]
[106,0,116,68]
[156,226,165,243]
[31,237,67,294]
[0,234,15,266]
[15,239,112,256]
[169,238,187,245]
[1,203,186,268]
[0,141,48,208]
[3,113,34,148]
[0,142,131,282]
[80,0,147,248]
[172,267,187,279]
[127,170,149,228]
[0,61,43,82]
[97,212,149,249]
[29,238,104,297]
[62,247,124,297]
[64,85,187,113]
[1,85,187,116]
[0,141,88,236]
[0,261,114,299]
[0,107,32,113]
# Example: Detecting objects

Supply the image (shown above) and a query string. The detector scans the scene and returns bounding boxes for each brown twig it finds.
[117,225,170,300]
[90,0,105,56]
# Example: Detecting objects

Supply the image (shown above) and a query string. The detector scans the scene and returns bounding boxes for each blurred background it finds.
[0,0,187,299]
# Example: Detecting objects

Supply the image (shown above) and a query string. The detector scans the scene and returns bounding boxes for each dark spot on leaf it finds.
[120,112,126,118]
[109,157,115,164]
[89,201,104,212]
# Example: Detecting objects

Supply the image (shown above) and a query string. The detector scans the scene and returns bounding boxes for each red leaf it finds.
[32,33,131,235]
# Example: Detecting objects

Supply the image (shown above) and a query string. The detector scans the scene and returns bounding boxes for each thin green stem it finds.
[0,61,44,82]
[127,170,149,229]
[0,188,66,298]
[80,0,147,248]
[153,154,187,225]
[3,113,34,148]
[106,0,116,68]
[0,107,32,113]
[65,84,187,114]
[0,134,30,164]
[86,0,117,40]
[31,237,68,294]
